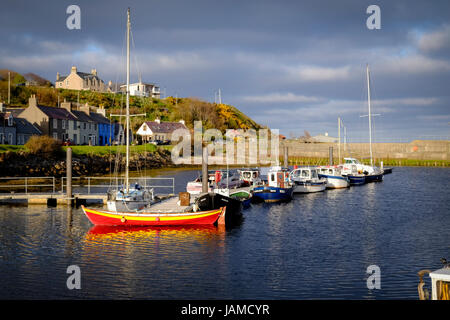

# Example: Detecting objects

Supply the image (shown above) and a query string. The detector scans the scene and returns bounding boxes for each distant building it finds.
[60,101,113,146]
[136,119,186,143]
[312,132,338,143]
[19,96,113,145]
[55,66,106,92]
[0,103,16,145]
[20,95,78,142]
[14,117,42,145]
[120,81,160,98]
[0,103,42,145]
[112,122,132,145]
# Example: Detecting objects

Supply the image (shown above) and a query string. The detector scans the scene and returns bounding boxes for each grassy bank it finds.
[0,144,172,156]
[62,144,173,156]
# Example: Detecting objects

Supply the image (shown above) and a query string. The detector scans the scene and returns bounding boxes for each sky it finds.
[1,0,449,142]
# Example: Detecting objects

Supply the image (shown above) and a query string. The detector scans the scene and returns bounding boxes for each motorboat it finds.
[289,167,327,193]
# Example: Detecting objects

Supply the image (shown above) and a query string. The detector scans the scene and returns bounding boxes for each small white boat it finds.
[289,167,327,193]
[341,157,383,182]
[238,168,262,186]
[317,166,350,189]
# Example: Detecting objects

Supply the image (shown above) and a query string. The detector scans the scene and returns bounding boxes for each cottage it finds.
[119,81,160,98]
[136,119,186,143]
[18,95,78,142]
[60,101,113,146]
[55,66,106,92]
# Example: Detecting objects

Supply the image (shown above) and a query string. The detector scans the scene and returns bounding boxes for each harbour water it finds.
[0,167,449,299]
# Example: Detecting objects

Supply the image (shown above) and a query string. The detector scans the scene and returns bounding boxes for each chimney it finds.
[0,102,3,112]
[91,68,97,76]
[60,99,72,112]
[56,72,60,81]
[80,103,90,115]
[29,94,38,108]
[155,118,160,124]
[97,105,106,117]
[71,66,77,74]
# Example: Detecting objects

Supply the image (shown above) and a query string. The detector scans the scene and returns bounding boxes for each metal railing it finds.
[0,177,56,194]
[61,176,175,195]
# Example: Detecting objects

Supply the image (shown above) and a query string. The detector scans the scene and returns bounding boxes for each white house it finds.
[120,81,160,98]
[137,119,187,143]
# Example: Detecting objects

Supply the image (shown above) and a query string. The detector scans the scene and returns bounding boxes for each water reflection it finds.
[85,224,226,246]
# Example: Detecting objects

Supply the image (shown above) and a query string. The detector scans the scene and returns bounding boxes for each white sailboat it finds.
[341,64,383,183]
[107,8,153,212]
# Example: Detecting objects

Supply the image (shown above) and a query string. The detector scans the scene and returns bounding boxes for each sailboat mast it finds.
[366,64,373,167]
[125,8,131,193]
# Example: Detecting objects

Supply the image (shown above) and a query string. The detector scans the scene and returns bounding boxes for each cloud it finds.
[242,92,322,104]
[284,65,352,82]
[417,24,450,53]
[375,54,450,75]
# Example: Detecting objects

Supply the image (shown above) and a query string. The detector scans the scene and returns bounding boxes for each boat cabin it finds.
[238,168,260,185]
[318,166,343,176]
[290,167,319,181]
[267,166,290,188]
[344,158,361,165]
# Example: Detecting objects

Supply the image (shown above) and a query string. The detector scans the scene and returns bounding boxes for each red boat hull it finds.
[81,205,225,227]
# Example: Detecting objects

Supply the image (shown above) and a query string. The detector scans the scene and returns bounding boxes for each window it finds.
[62,120,66,129]
[0,133,3,144]
[73,121,77,130]
[84,123,86,130]
[53,119,58,129]
[53,133,58,140]
[7,116,13,127]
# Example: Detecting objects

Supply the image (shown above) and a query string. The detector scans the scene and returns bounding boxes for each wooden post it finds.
[284,146,288,167]
[329,146,333,165]
[66,147,72,203]
[202,146,208,193]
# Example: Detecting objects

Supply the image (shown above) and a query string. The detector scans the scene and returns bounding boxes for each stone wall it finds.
[281,140,450,161]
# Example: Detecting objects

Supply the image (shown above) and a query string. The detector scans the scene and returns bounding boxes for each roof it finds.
[6,108,24,118]
[71,110,95,123]
[15,118,41,135]
[37,105,78,121]
[57,72,104,83]
[144,121,187,133]
[89,112,111,125]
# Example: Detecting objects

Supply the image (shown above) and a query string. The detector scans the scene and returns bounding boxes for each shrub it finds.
[25,135,62,156]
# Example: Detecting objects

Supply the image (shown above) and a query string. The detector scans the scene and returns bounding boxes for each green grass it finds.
[62,144,172,156]
[282,156,450,167]
[0,145,25,153]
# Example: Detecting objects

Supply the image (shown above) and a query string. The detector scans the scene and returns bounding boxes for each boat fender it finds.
[121,217,126,223]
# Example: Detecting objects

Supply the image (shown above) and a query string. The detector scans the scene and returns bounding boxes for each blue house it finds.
[89,111,113,146]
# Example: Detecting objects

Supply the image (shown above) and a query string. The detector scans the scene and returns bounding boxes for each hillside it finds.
[0,70,263,132]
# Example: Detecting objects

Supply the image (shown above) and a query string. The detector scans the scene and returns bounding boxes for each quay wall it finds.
[280,140,450,161]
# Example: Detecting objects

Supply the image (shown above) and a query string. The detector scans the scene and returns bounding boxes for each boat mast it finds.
[125,8,131,193]
[338,117,341,164]
[366,64,373,167]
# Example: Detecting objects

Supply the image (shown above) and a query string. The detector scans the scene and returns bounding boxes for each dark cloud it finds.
[1,0,449,140]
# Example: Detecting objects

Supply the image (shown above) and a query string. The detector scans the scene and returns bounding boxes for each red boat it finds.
[81,205,225,227]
